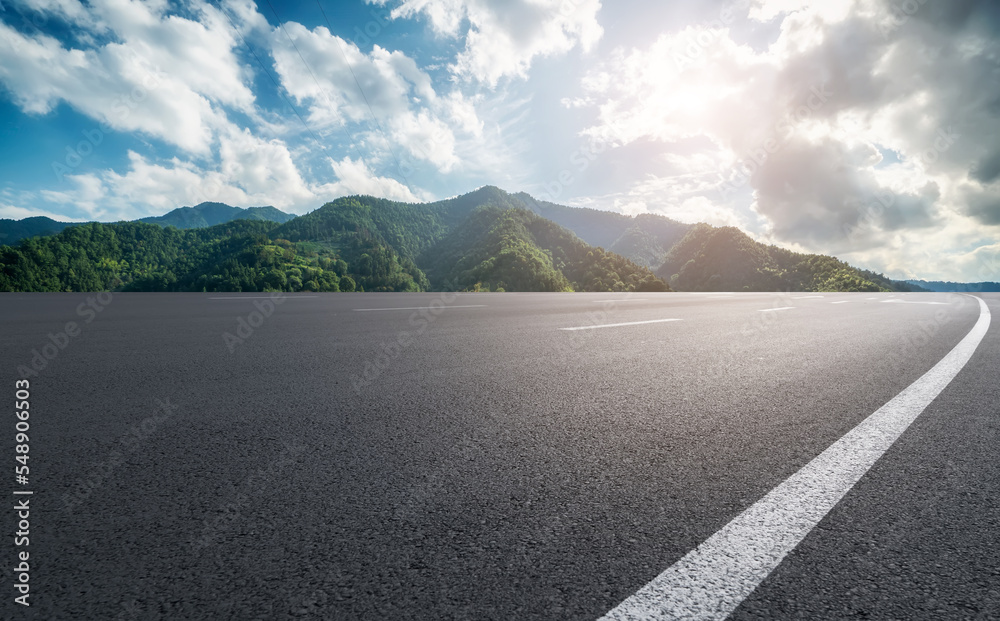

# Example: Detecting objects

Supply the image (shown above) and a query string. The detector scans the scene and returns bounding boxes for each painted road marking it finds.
[600,296,990,621]
[353,305,487,312]
[593,299,650,303]
[793,295,824,299]
[210,296,318,299]
[882,299,948,305]
[759,307,795,312]
[831,301,850,305]
[560,319,683,331]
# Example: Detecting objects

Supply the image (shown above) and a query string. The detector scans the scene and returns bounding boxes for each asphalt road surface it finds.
[2,291,998,620]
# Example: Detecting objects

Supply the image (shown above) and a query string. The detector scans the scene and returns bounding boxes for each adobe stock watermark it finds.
[52,49,165,182]
[879,0,929,39]
[694,290,798,382]
[537,120,629,203]
[16,291,114,379]
[673,6,738,70]
[841,127,958,241]
[350,6,394,48]
[222,291,287,353]
[718,83,833,201]
[62,397,179,513]
[192,439,307,549]
[554,290,651,361]
[350,287,462,393]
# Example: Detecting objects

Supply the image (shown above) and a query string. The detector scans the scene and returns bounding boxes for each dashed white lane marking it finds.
[881,299,948,305]
[353,305,486,312]
[758,307,795,312]
[831,301,850,305]
[593,299,650,303]
[599,296,990,621]
[793,295,824,299]
[210,296,318,299]
[559,319,683,331]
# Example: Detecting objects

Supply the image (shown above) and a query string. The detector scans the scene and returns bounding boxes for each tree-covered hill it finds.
[138,202,295,228]
[0,220,350,292]
[657,224,925,292]
[419,206,668,292]
[904,279,1000,292]
[0,216,78,246]
[0,202,295,247]
[0,186,922,293]
[0,189,669,293]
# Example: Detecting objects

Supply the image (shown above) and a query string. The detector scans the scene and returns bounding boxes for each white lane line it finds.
[759,307,795,312]
[881,299,948,305]
[210,296,318,299]
[593,299,650,303]
[600,296,990,621]
[831,301,850,305]
[559,318,682,331]
[793,295,824,299]
[353,305,487,312]
[866,297,879,300]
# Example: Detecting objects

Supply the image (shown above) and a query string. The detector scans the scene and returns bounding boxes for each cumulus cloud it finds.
[372,0,603,85]
[577,0,1000,279]
[268,21,482,173]
[1,1,442,219]
[0,201,90,222]
[0,0,254,154]
[34,140,429,222]
[323,156,425,203]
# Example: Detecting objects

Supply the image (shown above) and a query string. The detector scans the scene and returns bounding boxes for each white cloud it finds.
[323,156,425,203]
[218,127,314,203]
[268,22,482,174]
[0,0,253,154]
[30,141,431,222]
[0,202,89,222]
[576,0,1000,280]
[373,0,604,85]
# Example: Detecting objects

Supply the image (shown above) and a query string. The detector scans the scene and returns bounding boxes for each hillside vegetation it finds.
[0,186,919,293]
[656,224,923,292]
[0,188,667,293]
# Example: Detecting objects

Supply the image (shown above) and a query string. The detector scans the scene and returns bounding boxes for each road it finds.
[2,291,998,620]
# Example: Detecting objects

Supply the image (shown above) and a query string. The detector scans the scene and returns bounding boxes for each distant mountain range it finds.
[0,202,294,246]
[137,202,295,228]
[0,187,929,293]
[904,280,1000,292]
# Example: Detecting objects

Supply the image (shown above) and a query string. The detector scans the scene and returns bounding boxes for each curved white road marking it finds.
[600,296,991,621]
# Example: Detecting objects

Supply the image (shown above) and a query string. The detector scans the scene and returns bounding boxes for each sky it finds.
[1,0,999,282]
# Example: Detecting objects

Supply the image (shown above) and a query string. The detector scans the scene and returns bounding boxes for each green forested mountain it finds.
[419,206,668,292]
[0,202,294,247]
[138,202,295,228]
[0,220,348,293]
[0,188,667,293]
[0,186,921,293]
[657,224,924,292]
[0,216,78,246]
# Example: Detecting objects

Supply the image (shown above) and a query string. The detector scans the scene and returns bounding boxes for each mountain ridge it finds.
[0,202,295,245]
[0,187,927,293]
